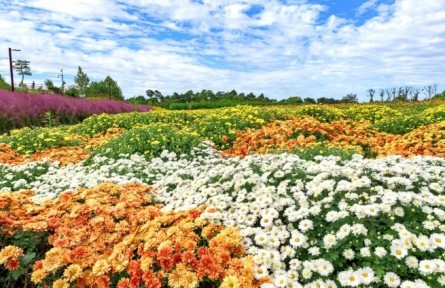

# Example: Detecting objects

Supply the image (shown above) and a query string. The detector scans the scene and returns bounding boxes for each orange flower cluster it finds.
[381,122,445,157]
[0,183,268,288]
[0,128,124,166]
[223,116,445,158]
[0,143,27,165]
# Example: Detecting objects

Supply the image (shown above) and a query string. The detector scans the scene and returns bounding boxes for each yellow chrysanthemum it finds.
[220,275,240,288]
[92,259,111,276]
[52,278,70,288]
[63,264,83,282]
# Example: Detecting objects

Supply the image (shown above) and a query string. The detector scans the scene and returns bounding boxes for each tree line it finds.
[5,58,124,100]
[3,58,444,104]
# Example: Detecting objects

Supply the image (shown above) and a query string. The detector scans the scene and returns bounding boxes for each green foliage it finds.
[1,127,80,154]
[345,105,403,124]
[44,79,62,94]
[89,124,201,161]
[0,74,11,90]
[86,76,123,100]
[74,66,90,97]
[376,115,433,134]
[296,105,345,122]
[0,229,50,288]
[422,104,445,122]
[168,100,276,110]
[14,60,31,85]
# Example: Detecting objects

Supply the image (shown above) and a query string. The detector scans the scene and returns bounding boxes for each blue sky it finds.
[0,0,444,101]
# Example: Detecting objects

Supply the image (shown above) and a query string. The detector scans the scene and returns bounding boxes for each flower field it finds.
[1,102,445,287]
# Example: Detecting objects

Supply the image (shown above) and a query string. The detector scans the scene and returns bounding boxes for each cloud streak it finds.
[0,0,443,101]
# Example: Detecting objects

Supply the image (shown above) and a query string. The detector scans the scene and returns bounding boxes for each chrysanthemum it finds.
[63,264,83,282]
[0,245,23,264]
[357,267,375,285]
[418,260,435,275]
[92,259,111,276]
[405,256,419,269]
[323,234,337,249]
[289,231,306,248]
[383,272,401,287]
[342,249,354,260]
[220,275,240,288]
[390,241,408,259]
[52,278,70,288]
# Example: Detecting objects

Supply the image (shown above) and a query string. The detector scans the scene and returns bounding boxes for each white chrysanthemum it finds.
[289,231,306,248]
[316,259,334,276]
[338,270,361,287]
[254,264,269,279]
[325,280,337,288]
[405,256,419,269]
[308,247,320,256]
[438,274,445,285]
[301,268,312,280]
[254,232,269,246]
[399,281,416,288]
[289,259,301,270]
[418,260,435,275]
[434,259,445,273]
[343,249,354,260]
[260,215,274,228]
[337,224,351,239]
[274,273,288,287]
[323,234,337,249]
[384,272,401,287]
[357,267,375,285]
[391,241,408,259]
[393,206,405,217]
[415,235,431,252]
[430,233,445,249]
[287,269,299,282]
[298,219,313,232]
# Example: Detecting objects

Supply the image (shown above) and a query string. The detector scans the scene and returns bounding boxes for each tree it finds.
[423,84,437,100]
[86,76,123,100]
[304,97,316,104]
[341,93,358,103]
[367,89,375,103]
[14,60,32,86]
[379,89,385,102]
[74,66,90,97]
[44,79,61,94]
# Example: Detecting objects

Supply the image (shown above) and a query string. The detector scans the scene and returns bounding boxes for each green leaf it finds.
[20,252,36,265]
[11,268,23,280]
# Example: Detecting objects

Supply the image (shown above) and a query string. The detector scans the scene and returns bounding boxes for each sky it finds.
[0,0,444,102]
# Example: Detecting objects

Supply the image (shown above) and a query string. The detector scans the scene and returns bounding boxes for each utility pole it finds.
[57,68,65,94]
[8,47,21,92]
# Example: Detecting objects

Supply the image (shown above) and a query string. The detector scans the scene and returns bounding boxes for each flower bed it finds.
[1,102,445,287]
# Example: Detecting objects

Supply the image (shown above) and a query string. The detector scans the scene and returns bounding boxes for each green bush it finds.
[89,124,201,161]
[376,115,433,134]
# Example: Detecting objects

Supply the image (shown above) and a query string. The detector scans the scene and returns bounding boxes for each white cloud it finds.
[0,0,444,101]
[357,0,379,16]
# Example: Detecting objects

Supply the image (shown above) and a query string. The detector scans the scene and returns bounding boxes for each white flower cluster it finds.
[1,143,445,287]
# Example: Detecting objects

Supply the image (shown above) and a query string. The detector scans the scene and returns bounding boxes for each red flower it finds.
[6,258,20,270]
[172,253,182,264]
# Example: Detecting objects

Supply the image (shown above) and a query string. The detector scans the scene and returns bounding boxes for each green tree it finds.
[86,76,123,100]
[44,79,61,94]
[14,60,32,86]
[304,97,316,104]
[74,66,90,97]
[341,93,358,103]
